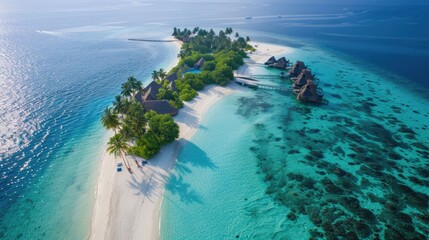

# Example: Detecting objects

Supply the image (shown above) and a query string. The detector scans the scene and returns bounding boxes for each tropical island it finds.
[100,27,254,172]
[91,27,293,240]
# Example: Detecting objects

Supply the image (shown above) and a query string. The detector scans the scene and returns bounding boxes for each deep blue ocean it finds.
[0,0,428,239]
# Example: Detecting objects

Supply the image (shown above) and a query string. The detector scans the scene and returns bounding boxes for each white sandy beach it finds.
[89,41,293,240]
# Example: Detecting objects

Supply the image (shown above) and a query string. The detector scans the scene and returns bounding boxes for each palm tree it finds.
[158,68,167,80]
[182,44,192,56]
[125,101,146,136]
[112,95,126,114]
[126,76,142,93]
[120,121,143,169]
[107,133,132,173]
[151,70,159,81]
[121,99,132,115]
[127,76,138,85]
[177,51,185,59]
[119,120,135,141]
[121,81,134,99]
[134,80,143,93]
[101,107,120,133]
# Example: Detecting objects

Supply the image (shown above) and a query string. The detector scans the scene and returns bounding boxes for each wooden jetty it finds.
[234,76,290,92]
[128,39,180,42]
[250,74,287,80]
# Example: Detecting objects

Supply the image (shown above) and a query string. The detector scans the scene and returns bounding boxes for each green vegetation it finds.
[107,134,132,172]
[151,68,167,82]
[101,77,180,169]
[102,27,253,170]
[129,111,179,159]
[170,27,250,101]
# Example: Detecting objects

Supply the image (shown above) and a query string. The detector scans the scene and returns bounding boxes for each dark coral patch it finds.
[287,149,300,154]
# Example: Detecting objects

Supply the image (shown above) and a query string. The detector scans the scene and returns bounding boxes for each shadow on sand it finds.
[125,139,216,205]
[176,107,199,128]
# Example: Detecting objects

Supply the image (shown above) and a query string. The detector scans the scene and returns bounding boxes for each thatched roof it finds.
[165,72,178,82]
[294,69,315,88]
[143,81,162,101]
[264,56,277,65]
[265,56,289,69]
[294,78,308,89]
[296,61,306,69]
[279,57,289,65]
[299,69,314,80]
[134,91,145,104]
[271,57,289,69]
[142,100,178,116]
[168,80,178,92]
[288,61,307,77]
[297,80,323,103]
[164,72,178,92]
[194,57,206,69]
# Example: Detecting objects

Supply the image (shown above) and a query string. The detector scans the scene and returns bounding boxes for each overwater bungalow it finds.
[264,56,290,69]
[264,56,277,65]
[292,69,318,91]
[272,57,289,69]
[194,57,206,69]
[288,61,307,77]
[296,80,325,103]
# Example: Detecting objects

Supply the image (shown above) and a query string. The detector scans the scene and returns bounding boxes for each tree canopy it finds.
[169,27,248,100]
[102,76,180,163]
[102,27,251,165]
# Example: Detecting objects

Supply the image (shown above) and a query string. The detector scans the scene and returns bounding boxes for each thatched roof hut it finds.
[164,72,178,92]
[134,91,145,104]
[297,80,324,103]
[264,56,277,65]
[142,100,178,116]
[165,72,177,82]
[296,61,306,69]
[288,61,307,77]
[194,57,206,69]
[142,81,162,101]
[271,57,289,69]
[298,69,314,80]
[293,69,315,89]
[265,56,289,69]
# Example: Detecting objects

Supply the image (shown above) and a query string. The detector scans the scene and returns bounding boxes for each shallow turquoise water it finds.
[2,1,429,239]
[0,14,179,238]
[161,43,429,239]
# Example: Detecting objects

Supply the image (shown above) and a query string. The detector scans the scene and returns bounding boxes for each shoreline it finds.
[89,40,293,240]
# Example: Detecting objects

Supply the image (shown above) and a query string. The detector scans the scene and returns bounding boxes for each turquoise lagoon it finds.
[1,1,429,239]
[161,43,429,239]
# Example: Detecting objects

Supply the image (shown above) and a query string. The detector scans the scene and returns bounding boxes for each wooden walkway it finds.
[128,39,180,42]
[250,74,287,80]
[234,76,290,92]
